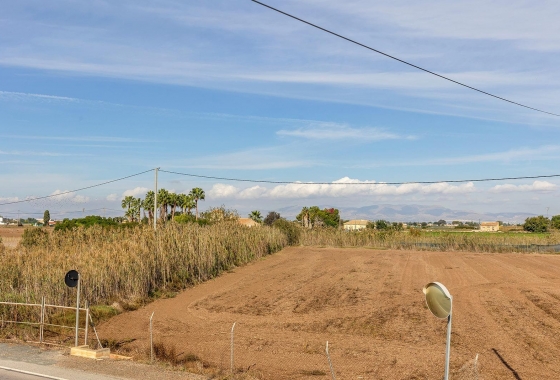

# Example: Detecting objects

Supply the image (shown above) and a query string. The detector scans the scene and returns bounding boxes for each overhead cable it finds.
[0,169,154,207]
[250,0,560,117]
[159,169,560,185]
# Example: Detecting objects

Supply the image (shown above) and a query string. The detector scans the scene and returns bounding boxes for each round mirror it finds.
[423,282,452,318]
[65,270,79,288]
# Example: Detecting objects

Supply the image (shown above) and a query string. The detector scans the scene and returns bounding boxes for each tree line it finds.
[121,187,205,223]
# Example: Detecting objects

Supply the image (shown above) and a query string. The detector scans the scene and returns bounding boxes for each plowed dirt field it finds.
[99,247,560,379]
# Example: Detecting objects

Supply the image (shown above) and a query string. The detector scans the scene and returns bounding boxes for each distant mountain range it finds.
[276,204,535,223]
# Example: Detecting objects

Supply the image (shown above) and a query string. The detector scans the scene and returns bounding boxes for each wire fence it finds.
[0,299,91,346]
[139,318,482,380]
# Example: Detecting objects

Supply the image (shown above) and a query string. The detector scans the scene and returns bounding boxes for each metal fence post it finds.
[230,322,236,373]
[40,296,45,343]
[150,312,155,363]
[75,274,81,347]
[84,301,89,346]
[326,341,337,380]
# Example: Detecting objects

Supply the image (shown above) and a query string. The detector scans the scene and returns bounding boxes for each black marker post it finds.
[65,270,80,347]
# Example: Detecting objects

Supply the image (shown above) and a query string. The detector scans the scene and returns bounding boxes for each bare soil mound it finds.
[98,247,560,379]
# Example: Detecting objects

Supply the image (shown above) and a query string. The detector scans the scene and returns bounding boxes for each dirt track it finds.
[99,247,560,379]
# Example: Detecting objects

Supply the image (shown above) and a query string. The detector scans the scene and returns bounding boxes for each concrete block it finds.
[70,345,111,360]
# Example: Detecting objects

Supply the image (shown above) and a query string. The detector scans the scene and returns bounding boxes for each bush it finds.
[273,219,301,245]
[409,228,422,237]
[264,212,281,226]
[523,216,550,233]
[21,228,49,248]
[551,215,560,230]
[54,216,121,231]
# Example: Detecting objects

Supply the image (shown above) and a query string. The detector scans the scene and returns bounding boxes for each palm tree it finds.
[301,207,310,228]
[168,192,179,220]
[121,195,135,222]
[189,187,205,220]
[143,191,155,224]
[249,210,263,224]
[134,197,142,222]
[178,193,195,216]
[157,188,170,222]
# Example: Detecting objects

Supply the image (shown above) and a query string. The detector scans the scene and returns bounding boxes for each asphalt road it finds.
[0,368,57,380]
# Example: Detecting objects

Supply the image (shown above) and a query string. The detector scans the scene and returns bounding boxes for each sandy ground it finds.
[0,226,25,248]
[96,247,560,379]
[0,226,52,248]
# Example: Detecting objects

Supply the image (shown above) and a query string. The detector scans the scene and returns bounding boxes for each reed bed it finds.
[301,228,560,253]
[0,223,287,308]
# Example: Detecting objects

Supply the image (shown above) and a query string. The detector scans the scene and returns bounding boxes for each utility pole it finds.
[154,168,159,230]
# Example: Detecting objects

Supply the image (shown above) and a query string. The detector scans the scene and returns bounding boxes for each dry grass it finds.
[301,228,560,253]
[0,223,287,309]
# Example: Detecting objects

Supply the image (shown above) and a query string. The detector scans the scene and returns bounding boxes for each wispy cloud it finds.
[1,135,154,143]
[170,146,317,170]
[0,90,78,102]
[420,145,560,166]
[0,150,78,157]
[277,122,415,141]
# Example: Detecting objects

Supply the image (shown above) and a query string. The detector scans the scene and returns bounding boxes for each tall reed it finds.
[301,228,560,253]
[0,223,287,307]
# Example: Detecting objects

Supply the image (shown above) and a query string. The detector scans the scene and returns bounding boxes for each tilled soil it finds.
[99,247,560,379]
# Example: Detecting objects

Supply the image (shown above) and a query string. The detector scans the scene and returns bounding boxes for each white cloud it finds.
[238,185,268,199]
[106,193,118,201]
[277,123,414,141]
[489,180,558,193]
[208,177,475,199]
[122,187,149,198]
[72,195,90,203]
[49,190,90,203]
[208,184,239,198]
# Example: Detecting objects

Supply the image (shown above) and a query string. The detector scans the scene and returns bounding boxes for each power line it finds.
[0,169,154,207]
[159,169,560,185]
[249,0,560,117]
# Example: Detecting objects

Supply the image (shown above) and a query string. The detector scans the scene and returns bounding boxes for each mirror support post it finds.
[444,298,452,380]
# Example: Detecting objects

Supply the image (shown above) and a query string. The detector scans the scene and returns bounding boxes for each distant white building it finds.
[343,219,369,231]
[0,216,4,225]
[480,221,500,232]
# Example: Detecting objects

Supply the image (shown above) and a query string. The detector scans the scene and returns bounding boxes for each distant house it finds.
[238,218,259,227]
[343,219,369,231]
[48,220,58,227]
[0,216,4,225]
[480,221,500,232]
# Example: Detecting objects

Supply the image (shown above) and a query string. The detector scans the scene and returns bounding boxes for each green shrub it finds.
[21,228,49,248]
[523,216,550,233]
[54,216,122,231]
[273,218,301,245]
[551,215,560,230]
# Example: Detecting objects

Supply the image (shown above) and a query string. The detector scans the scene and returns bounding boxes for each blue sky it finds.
[1,0,559,220]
